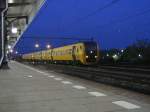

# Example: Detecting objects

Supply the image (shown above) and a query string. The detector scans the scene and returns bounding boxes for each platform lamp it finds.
[35,43,43,61]
[46,44,51,49]
[35,43,39,49]
[34,43,40,54]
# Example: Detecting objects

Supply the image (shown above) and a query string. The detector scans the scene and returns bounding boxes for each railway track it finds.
[97,65,150,75]
[27,63,150,94]
[99,64,150,69]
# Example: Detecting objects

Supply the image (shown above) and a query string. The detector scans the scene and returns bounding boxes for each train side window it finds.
[70,49,72,54]
[68,49,71,54]
[80,46,82,50]
[59,51,62,56]
[76,48,79,53]
[62,51,65,55]
[67,49,70,54]
[64,51,66,55]
[53,52,55,56]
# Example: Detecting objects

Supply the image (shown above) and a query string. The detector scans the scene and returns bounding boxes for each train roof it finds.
[22,41,98,55]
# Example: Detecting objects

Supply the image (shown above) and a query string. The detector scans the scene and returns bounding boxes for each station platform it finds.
[0,61,150,112]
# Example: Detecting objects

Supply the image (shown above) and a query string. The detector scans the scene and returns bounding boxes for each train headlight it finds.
[86,56,88,58]
[95,56,97,58]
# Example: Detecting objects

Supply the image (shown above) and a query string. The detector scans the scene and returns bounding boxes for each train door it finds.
[72,46,76,61]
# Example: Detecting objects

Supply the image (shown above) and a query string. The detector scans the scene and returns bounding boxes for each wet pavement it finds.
[0,61,149,112]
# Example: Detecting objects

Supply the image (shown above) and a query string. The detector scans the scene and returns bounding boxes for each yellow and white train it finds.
[22,41,100,65]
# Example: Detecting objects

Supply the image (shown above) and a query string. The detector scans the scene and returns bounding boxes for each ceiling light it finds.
[15,51,18,54]
[8,45,11,49]
[6,51,9,54]
[8,0,14,3]
[10,49,13,53]
[7,35,10,40]
[11,27,18,34]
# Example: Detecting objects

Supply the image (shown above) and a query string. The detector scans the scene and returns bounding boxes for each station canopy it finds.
[14,0,150,54]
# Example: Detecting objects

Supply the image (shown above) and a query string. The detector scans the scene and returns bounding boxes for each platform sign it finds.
[0,0,7,66]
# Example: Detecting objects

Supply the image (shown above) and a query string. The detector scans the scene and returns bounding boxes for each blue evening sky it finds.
[14,0,150,54]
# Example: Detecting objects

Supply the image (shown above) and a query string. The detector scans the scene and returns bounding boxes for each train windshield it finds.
[84,42,97,52]
[84,42,98,63]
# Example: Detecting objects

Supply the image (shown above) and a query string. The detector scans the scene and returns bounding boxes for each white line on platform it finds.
[16,62,43,74]
[62,81,73,84]
[48,75,55,78]
[88,92,107,97]
[18,62,43,73]
[36,71,45,74]
[27,75,33,78]
[112,101,141,109]
[10,61,15,63]
[54,78,62,81]
[73,85,87,90]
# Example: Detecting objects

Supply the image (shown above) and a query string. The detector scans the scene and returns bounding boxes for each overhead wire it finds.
[70,0,121,25]
[96,8,150,28]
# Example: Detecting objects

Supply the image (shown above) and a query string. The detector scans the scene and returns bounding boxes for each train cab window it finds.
[65,50,67,55]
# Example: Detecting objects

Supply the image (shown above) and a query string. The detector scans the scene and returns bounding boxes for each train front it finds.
[84,42,100,65]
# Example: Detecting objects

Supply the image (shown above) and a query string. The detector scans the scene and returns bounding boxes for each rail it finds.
[25,62,150,94]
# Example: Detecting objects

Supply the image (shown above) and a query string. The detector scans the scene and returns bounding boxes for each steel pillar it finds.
[0,0,8,68]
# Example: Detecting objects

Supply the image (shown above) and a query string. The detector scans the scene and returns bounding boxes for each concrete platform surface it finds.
[0,61,149,112]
